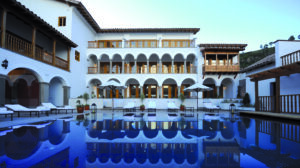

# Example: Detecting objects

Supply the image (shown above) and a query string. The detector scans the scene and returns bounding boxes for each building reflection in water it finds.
[1,113,300,167]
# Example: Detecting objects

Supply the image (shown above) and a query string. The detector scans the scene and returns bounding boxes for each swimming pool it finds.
[0,111,299,167]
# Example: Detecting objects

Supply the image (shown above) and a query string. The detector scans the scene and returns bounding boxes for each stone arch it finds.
[137,54,147,74]
[88,54,98,67]
[125,78,140,98]
[88,79,102,98]
[100,54,110,62]
[162,78,178,98]
[112,54,122,74]
[124,54,135,74]
[180,78,196,97]
[99,54,110,74]
[203,78,217,98]
[49,76,67,106]
[149,54,159,74]
[174,53,184,62]
[8,68,41,107]
[161,54,172,74]
[186,54,196,73]
[143,78,159,98]
[221,78,235,99]
[174,53,184,73]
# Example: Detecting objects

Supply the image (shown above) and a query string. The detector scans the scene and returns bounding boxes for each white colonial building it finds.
[0,0,246,109]
[242,40,300,113]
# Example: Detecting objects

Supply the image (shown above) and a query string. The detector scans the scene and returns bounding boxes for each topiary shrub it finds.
[243,93,250,106]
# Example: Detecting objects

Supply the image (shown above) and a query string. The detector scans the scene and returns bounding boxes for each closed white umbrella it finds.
[184,83,213,111]
[99,80,126,112]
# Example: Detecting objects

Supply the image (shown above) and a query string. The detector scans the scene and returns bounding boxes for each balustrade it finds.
[203,65,240,72]
[281,50,300,66]
[3,31,69,71]
[258,94,300,114]
[89,63,197,74]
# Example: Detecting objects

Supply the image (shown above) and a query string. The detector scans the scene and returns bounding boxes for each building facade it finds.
[0,0,246,108]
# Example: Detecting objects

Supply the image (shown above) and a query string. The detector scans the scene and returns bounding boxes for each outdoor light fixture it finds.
[1,59,8,69]
[91,103,97,113]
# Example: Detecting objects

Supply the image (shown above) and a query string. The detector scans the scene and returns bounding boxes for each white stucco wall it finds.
[17,0,73,38]
[275,40,300,67]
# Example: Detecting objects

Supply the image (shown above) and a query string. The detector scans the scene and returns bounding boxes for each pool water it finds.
[0,112,299,168]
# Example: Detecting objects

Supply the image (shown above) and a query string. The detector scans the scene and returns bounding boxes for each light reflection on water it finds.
[0,112,299,168]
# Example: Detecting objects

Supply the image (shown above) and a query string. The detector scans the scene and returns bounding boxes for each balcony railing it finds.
[281,50,300,66]
[88,67,98,74]
[5,32,33,57]
[89,65,197,74]
[202,65,240,72]
[258,94,300,114]
[3,32,69,71]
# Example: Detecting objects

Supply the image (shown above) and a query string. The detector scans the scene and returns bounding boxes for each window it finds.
[171,41,175,47]
[163,41,169,47]
[131,41,136,48]
[138,41,143,48]
[150,41,156,48]
[75,50,80,62]
[58,17,66,26]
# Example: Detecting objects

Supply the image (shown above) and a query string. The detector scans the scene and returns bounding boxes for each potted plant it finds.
[76,100,84,113]
[179,93,185,111]
[140,93,145,111]
[83,92,90,110]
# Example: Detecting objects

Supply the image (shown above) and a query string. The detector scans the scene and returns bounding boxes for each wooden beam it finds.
[275,76,280,113]
[67,47,71,71]
[1,9,7,47]
[234,73,238,79]
[32,27,36,59]
[52,39,56,65]
[255,80,259,111]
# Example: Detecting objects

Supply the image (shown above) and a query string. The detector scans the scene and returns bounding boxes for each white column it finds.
[147,60,149,73]
[122,60,125,74]
[109,60,112,74]
[39,82,49,103]
[184,59,187,73]
[134,59,137,74]
[171,59,174,73]
[98,59,101,73]
[122,39,126,48]
[159,59,162,73]
[178,86,181,97]
[158,37,162,48]
[216,86,220,98]
[158,86,161,98]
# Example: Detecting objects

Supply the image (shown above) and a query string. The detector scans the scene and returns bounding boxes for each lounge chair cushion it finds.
[0,107,13,114]
[167,102,179,109]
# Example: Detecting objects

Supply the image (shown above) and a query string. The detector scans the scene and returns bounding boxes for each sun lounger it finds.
[123,102,136,112]
[0,107,14,121]
[203,102,220,112]
[167,102,179,112]
[147,101,156,112]
[5,104,49,117]
[41,103,74,114]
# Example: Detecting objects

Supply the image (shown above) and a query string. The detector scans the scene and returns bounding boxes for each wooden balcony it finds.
[4,32,69,71]
[202,65,240,73]
[88,65,197,74]
[281,50,300,66]
[88,67,98,74]
[258,94,300,114]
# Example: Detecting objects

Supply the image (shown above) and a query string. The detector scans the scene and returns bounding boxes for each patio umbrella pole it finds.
[197,91,198,111]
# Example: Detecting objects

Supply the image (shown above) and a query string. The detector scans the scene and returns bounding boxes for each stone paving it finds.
[2,109,299,129]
